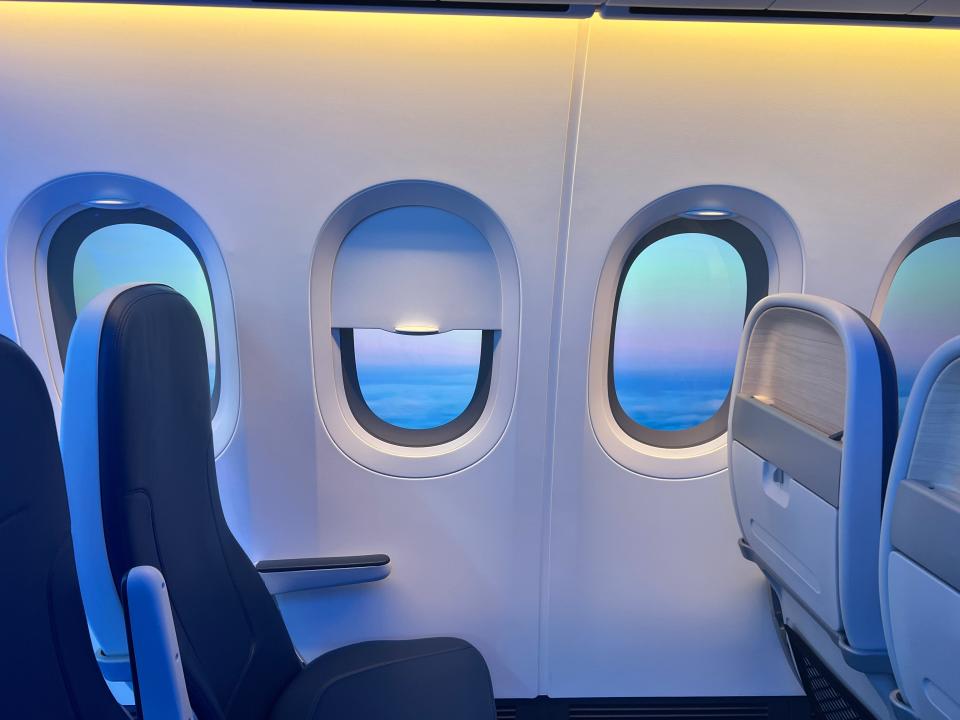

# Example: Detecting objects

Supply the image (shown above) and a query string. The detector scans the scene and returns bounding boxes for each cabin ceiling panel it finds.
[769,0,924,13]
[911,0,960,15]
[606,0,960,14]
[609,1,773,8]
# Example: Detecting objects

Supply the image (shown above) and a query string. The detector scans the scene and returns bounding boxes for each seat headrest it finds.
[729,293,898,507]
[61,282,211,663]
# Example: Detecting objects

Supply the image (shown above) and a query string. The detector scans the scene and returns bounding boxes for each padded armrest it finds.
[122,566,196,720]
[255,554,391,595]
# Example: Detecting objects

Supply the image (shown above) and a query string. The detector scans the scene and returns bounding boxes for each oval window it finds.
[47,208,220,408]
[609,218,768,448]
[880,223,960,417]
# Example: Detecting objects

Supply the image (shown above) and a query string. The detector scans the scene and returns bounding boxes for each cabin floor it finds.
[495,695,813,719]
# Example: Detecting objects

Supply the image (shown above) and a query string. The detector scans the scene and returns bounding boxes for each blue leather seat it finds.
[60,283,496,720]
[0,334,129,719]
[880,337,960,720]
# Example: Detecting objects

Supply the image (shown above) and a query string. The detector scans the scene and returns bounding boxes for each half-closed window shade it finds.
[332,206,501,332]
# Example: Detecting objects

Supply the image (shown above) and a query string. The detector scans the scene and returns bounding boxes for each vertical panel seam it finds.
[536,13,592,697]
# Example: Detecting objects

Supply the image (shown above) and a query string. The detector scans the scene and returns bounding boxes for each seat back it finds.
[0,335,127,720]
[61,285,302,720]
[728,294,897,653]
[881,337,960,720]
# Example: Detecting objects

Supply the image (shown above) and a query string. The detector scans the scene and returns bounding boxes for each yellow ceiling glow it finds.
[0,0,574,28]
[1,1,957,46]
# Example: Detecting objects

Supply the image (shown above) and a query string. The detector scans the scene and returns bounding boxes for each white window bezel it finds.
[5,173,240,456]
[309,180,520,479]
[588,185,804,480]
[872,199,960,323]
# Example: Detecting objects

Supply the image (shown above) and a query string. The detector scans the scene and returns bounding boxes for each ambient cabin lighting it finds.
[681,209,737,220]
[85,198,140,209]
[394,324,441,335]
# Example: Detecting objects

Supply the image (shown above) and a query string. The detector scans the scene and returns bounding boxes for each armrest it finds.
[121,566,196,720]
[255,554,391,595]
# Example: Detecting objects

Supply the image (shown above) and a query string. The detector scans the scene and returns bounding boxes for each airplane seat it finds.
[728,293,899,719]
[60,283,496,720]
[0,334,130,719]
[880,337,960,720]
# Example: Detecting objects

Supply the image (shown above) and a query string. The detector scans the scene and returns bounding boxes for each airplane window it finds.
[610,218,768,449]
[340,328,494,447]
[332,201,501,448]
[880,225,960,417]
[47,208,220,409]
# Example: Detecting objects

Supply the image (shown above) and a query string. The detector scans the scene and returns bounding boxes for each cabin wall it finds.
[0,4,578,700]
[2,3,960,701]
[545,17,960,696]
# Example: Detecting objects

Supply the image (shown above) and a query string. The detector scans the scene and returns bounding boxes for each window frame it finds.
[607,217,769,449]
[338,328,496,447]
[897,220,960,262]
[311,180,520,478]
[46,207,222,410]
[877,219,960,407]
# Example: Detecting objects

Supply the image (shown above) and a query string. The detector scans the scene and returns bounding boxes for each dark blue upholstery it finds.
[271,638,494,720]
[0,335,129,720]
[853,308,899,503]
[93,285,496,720]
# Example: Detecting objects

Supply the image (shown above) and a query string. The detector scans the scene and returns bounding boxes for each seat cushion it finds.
[270,637,495,720]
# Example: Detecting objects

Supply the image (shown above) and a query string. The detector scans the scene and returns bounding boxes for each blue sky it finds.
[613,233,747,430]
[73,223,218,392]
[354,329,481,429]
[880,234,960,412]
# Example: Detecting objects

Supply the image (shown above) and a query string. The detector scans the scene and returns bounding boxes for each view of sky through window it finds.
[353,329,482,430]
[880,234,960,417]
[73,223,218,393]
[613,232,747,431]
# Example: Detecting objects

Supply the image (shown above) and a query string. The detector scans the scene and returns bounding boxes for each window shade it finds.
[332,206,501,332]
